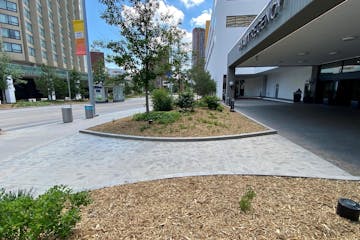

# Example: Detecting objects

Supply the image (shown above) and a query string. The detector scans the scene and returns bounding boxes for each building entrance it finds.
[318,79,360,106]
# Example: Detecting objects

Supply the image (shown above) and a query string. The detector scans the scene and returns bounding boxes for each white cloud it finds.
[158,0,184,24]
[191,9,212,27]
[181,0,205,8]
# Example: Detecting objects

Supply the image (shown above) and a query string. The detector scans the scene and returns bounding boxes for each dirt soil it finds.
[70,175,360,240]
[89,108,267,137]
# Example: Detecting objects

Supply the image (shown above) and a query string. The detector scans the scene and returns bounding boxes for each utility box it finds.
[85,105,94,119]
[61,107,73,123]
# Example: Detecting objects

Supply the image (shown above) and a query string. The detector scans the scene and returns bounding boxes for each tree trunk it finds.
[145,63,150,114]
[1,90,6,103]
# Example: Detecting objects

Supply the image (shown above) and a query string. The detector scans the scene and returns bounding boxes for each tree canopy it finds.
[100,0,186,113]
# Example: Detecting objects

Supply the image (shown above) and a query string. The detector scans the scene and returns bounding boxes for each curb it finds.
[79,129,277,142]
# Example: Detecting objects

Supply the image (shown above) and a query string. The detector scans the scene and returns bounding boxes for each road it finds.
[0,98,145,131]
[0,98,146,162]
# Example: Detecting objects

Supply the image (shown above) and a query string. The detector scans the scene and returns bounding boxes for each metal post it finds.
[82,0,96,115]
[66,71,71,101]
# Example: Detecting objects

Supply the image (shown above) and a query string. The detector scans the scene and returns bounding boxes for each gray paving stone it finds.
[0,131,358,195]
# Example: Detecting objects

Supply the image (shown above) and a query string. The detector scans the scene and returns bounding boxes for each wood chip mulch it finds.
[70,175,360,240]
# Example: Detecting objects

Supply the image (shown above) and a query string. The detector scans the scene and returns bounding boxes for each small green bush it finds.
[0,186,91,240]
[133,111,181,124]
[176,91,195,111]
[151,88,173,111]
[202,96,220,110]
[239,188,256,213]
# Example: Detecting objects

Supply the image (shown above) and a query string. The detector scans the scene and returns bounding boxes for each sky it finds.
[85,0,213,68]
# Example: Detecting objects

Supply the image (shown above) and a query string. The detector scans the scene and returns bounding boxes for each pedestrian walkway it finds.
[0,127,357,195]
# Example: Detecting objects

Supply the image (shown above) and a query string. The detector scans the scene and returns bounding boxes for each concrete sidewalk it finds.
[0,120,358,195]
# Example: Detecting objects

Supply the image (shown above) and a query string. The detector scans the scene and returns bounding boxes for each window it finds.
[52,43,56,51]
[0,13,18,25]
[40,28,45,37]
[1,28,20,39]
[28,47,35,57]
[3,42,22,53]
[23,0,29,6]
[27,34,34,44]
[53,53,58,62]
[36,2,42,13]
[42,50,47,59]
[226,15,256,28]
[24,8,31,19]
[38,16,43,26]
[0,0,17,12]
[41,39,46,48]
[342,59,360,73]
[26,21,32,32]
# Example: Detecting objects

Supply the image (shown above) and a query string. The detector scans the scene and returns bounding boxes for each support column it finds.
[226,66,235,105]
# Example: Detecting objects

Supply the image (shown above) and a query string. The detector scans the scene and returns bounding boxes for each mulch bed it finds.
[70,175,360,239]
[89,108,266,137]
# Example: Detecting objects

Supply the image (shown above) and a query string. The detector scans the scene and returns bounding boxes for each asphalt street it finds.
[0,98,145,131]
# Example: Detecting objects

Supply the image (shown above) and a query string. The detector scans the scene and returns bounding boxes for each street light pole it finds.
[82,0,95,115]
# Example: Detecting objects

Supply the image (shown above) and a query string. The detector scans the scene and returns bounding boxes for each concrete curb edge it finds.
[79,128,277,142]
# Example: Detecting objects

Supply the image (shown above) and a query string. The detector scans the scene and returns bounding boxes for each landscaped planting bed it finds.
[89,107,267,137]
[70,175,360,239]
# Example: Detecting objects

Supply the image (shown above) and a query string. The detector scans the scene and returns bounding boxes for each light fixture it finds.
[297,60,304,64]
[297,52,308,56]
[329,51,338,55]
[342,36,358,41]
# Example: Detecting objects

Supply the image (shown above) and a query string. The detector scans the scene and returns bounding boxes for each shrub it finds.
[239,188,256,213]
[0,186,91,240]
[203,96,220,110]
[176,91,195,111]
[151,88,173,111]
[133,111,181,124]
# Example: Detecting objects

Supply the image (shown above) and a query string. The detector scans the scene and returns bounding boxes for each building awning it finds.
[228,0,359,68]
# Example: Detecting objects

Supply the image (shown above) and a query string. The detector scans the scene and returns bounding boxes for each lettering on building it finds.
[239,0,284,51]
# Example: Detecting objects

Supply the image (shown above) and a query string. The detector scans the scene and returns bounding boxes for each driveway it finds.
[235,99,360,176]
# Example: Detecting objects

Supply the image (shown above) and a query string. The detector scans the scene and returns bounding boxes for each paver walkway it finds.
[0,118,357,195]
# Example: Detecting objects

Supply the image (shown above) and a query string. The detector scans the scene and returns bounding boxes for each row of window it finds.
[0,0,17,12]
[1,27,20,39]
[0,13,18,25]
[226,15,256,28]
[2,42,22,53]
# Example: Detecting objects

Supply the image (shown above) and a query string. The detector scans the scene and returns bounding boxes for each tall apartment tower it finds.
[0,0,86,74]
[192,27,205,67]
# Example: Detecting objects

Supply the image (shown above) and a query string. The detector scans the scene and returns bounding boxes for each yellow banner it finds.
[73,20,86,55]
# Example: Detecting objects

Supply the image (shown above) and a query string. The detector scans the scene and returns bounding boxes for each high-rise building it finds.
[0,0,86,98]
[204,20,210,49]
[192,27,205,67]
[90,51,104,70]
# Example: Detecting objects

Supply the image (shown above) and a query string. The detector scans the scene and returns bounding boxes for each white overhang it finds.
[228,0,360,68]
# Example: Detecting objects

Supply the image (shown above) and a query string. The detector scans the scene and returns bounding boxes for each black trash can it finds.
[293,92,301,102]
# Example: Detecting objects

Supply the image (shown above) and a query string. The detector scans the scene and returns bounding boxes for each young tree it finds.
[100,0,183,113]
[0,42,24,103]
[35,64,58,100]
[70,68,81,99]
[93,60,108,85]
[190,62,216,97]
